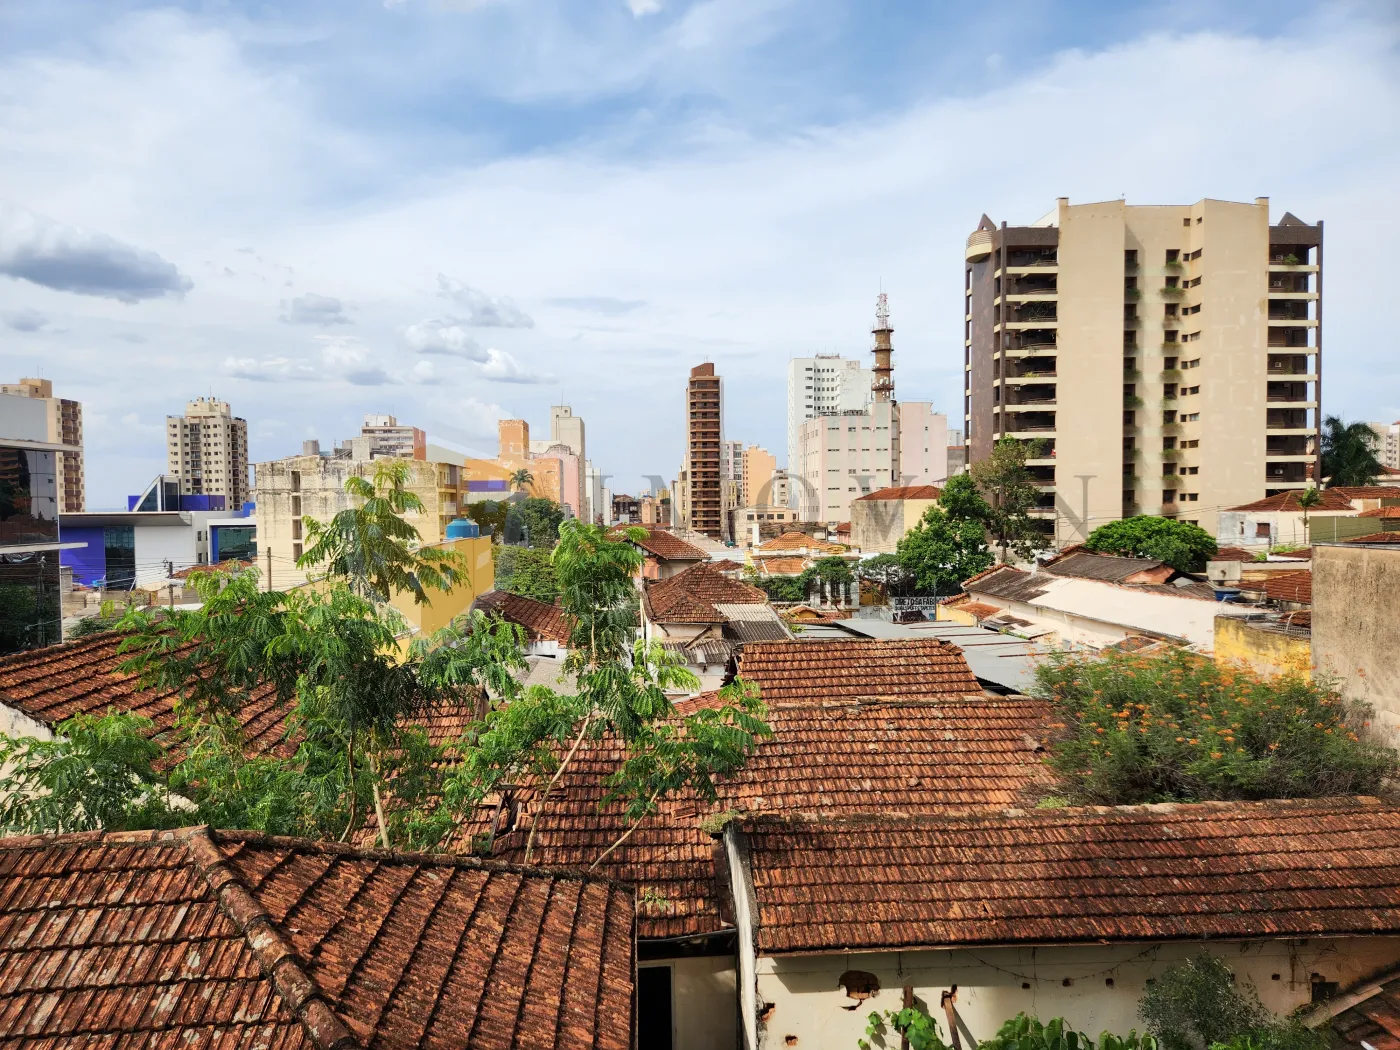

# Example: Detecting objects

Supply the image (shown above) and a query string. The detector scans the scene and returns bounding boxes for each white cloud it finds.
[479,347,551,384]
[2,308,48,332]
[627,0,663,15]
[0,201,191,303]
[280,292,351,325]
[402,318,487,359]
[223,355,321,382]
[411,359,441,385]
[436,275,534,328]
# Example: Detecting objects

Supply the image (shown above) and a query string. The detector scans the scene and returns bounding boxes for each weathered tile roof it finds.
[736,639,983,703]
[1344,532,1400,544]
[716,604,792,643]
[756,531,846,555]
[1045,550,1165,583]
[1330,486,1400,500]
[853,485,942,502]
[0,826,635,1049]
[741,797,1400,955]
[642,562,767,625]
[956,601,1005,620]
[753,556,807,576]
[1264,569,1312,604]
[0,633,293,763]
[1229,490,1356,512]
[1322,963,1400,1047]
[1212,546,1256,562]
[1360,506,1400,519]
[617,526,708,562]
[471,589,572,644]
[491,697,1051,939]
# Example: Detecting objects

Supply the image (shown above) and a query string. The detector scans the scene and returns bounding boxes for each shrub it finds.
[1084,516,1217,572]
[1034,649,1397,805]
[493,545,559,601]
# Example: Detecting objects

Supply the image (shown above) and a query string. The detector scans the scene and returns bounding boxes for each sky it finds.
[0,0,1397,507]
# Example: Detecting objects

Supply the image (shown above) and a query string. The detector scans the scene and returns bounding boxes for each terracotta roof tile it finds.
[1360,507,1400,519]
[643,562,767,625]
[1331,486,1400,500]
[1213,547,1255,561]
[755,556,807,576]
[736,639,983,704]
[742,798,1400,954]
[1229,490,1356,512]
[0,826,634,1049]
[756,531,847,555]
[492,697,1052,939]
[853,485,942,502]
[956,601,1004,620]
[616,526,708,562]
[1045,550,1166,583]
[1344,532,1400,544]
[471,590,573,644]
[1264,569,1312,604]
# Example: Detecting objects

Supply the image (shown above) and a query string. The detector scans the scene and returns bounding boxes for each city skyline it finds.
[1,1,1397,507]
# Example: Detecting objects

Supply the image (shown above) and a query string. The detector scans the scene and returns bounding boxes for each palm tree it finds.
[509,468,535,493]
[1296,485,1323,544]
[297,459,462,604]
[1321,416,1383,487]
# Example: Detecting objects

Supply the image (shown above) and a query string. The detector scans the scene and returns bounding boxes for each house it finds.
[471,588,573,657]
[753,530,849,562]
[956,551,1245,650]
[717,798,1400,1049]
[849,484,942,554]
[616,525,709,580]
[481,638,1040,1050]
[0,826,634,1049]
[1216,489,1367,548]
[640,562,785,691]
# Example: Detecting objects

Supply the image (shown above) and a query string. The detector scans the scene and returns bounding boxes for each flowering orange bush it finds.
[1034,649,1396,804]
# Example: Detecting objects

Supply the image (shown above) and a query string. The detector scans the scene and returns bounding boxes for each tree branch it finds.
[523,710,592,864]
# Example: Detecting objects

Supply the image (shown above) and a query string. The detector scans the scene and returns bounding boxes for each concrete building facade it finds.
[0,379,84,512]
[166,397,250,510]
[1312,542,1400,737]
[741,445,777,507]
[1369,421,1400,470]
[345,414,426,460]
[684,364,723,538]
[897,401,948,487]
[965,197,1323,546]
[786,355,872,477]
[548,405,588,520]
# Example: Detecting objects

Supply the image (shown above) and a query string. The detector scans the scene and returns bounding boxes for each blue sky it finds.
[0,0,1397,506]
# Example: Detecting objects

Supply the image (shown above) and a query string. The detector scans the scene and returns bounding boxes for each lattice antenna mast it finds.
[871,292,894,402]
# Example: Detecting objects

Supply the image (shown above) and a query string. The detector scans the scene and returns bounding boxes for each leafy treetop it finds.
[1083,516,1217,572]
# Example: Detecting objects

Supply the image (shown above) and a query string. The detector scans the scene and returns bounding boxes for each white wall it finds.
[753,938,1400,1049]
[643,956,737,1050]
[898,402,949,486]
[134,524,199,588]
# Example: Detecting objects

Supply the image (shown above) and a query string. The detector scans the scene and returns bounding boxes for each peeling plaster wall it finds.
[1313,544,1400,735]
[751,938,1400,1049]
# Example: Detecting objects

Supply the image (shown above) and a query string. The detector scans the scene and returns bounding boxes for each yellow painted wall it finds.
[388,535,495,637]
[1213,615,1311,680]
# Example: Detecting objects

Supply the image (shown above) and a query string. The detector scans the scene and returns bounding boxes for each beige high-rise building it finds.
[167,398,250,510]
[741,445,777,506]
[1367,422,1400,471]
[684,364,723,538]
[0,378,84,512]
[964,197,1321,546]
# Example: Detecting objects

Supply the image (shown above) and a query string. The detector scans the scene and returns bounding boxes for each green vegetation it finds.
[1140,954,1327,1050]
[856,553,912,597]
[1084,515,1217,572]
[509,467,534,492]
[1321,415,1383,487]
[297,458,462,604]
[861,1011,1157,1050]
[1034,650,1396,806]
[508,496,565,547]
[969,438,1048,563]
[895,505,993,595]
[464,499,509,540]
[745,555,856,604]
[493,544,560,601]
[0,581,60,654]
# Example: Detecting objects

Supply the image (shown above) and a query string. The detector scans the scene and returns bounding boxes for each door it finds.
[638,965,673,1050]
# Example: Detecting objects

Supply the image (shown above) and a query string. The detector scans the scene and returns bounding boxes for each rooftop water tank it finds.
[445,518,480,540]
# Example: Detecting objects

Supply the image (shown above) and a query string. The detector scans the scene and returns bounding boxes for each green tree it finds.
[0,711,180,835]
[1083,516,1217,572]
[938,472,990,523]
[1321,415,1383,487]
[970,438,1046,562]
[465,499,509,541]
[896,506,993,595]
[508,496,565,548]
[298,459,462,604]
[493,544,560,600]
[1034,649,1396,805]
[1295,485,1323,542]
[856,553,911,597]
[509,467,535,493]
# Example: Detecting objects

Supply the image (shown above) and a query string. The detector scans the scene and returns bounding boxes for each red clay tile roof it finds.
[1344,532,1400,543]
[741,797,1400,955]
[1360,506,1400,519]
[755,556,807,576]
[172,559,253,579]
[1330,486,1400,500]
[643,562,767,624]
[853,485,942,502]
[492,697,1052,939]
[956,601,1004,620]
[736,639,983,704]
[472,590,572,644]
[1264,569,1312,604]
[1229,490,1356,512]
[0,633,293,763]
[757,531,846,554]
[617,526,708,562]
[1213,547,1255,561]
[0,826,634,1049]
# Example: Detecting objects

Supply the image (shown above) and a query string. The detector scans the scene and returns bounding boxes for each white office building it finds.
[786,356,872,481]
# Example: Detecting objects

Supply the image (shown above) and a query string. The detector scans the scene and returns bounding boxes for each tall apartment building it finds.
[793,297,901,523]
[548,405,588,521]
[166,398,249,510]
[786,356,872,477]
[353,414,426,460]
[684,364,723,538]
[965,197,1322,545]
[1368,422,1400,471]
[897,402,949,487]
[741,445,777,506]
[1,378,84,512]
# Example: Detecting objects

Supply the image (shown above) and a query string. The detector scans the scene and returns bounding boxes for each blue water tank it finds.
[445,518,480,540]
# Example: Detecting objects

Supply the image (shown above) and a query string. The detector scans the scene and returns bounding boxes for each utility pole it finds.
[265,546,273,592]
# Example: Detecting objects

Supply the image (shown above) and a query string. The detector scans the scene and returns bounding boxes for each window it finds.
[1183,412,1200,422]
[1182,439,1200,449]
[1182,217,1191,227]
[1185,466,1199,475]
[1164,357,1178,370]
[1182,493,1199,502]
[1163,490,1176,502]
[1166,249,1180,262]
[1183,358,1201,369]
[1186,386,1200,395]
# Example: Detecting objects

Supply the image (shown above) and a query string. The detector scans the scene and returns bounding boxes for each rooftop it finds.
[739,797,1400,955]
[471,590,572,644]
[616,525,708,562]
[1359,506,1400,519]
[853,485,942,502]
[642,561,767,625]
[1228,490,1356,512]
[1263,569,1313,605]
[736,638,983,703]
[0,826,634,1049]
[756,531,847,555]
